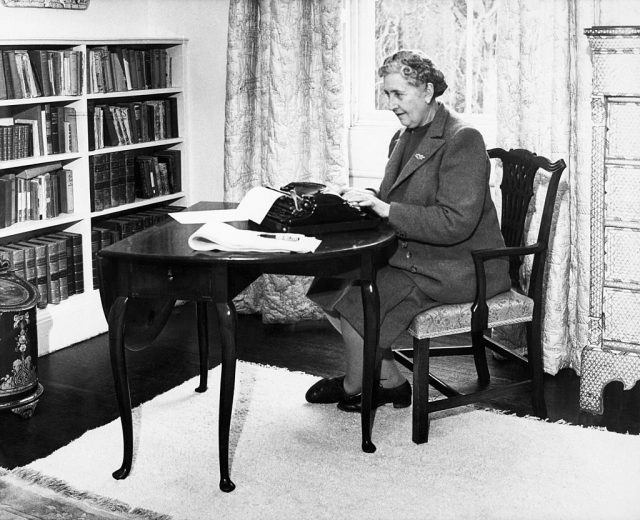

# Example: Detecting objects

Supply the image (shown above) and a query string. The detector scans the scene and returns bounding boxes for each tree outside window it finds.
[374,0,497,117]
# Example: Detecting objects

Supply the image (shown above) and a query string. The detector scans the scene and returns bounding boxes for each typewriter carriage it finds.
[259,182,381,234]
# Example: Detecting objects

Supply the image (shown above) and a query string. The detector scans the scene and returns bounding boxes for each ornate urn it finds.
[0,259,43,418]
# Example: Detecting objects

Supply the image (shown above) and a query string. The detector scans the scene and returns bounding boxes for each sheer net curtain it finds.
[494,0,588,374]
[224,0,347,322]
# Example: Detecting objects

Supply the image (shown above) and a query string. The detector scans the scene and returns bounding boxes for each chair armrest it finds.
[471,243,543,262]
[469,243,545,332]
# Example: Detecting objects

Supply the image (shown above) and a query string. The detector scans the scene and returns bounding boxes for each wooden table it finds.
[97,201,397,492]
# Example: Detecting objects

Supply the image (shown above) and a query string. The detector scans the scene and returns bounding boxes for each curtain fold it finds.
[224,0,347,322]
[494,0,585,374]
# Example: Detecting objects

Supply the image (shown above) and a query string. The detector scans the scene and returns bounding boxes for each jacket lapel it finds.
[379,128,407,197]
[388,103,448,194]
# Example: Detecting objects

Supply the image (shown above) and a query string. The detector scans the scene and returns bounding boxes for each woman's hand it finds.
[340,188,390,218]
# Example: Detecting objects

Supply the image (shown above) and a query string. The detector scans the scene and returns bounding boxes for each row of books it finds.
[135,151,181,198]
[0,162,73,228]
[0,104,78,161]
[91,204,183,289]
[89,46,171,94]
[0,231,84,309]
[89,98,177,150]
[0,49,83,100]
[89,149,181,212]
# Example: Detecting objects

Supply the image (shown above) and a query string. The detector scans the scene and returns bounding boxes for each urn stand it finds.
[0,259,43,418]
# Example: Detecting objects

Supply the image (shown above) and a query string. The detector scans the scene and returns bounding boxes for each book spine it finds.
[110,151,126,206]
[91,228,100,290]
[64,169,74,213]
[2,51,16,99]
[89,155,110,211]
[14,244,35,286]
[50,233,75,296]
[50,104,59,153]
[56,231,83,294]
[63,107,78,153]
[0,52,7,100]
[3,173,17,226]
[56,106,65,153]
[23,241,48,308]
[47,235,68,301]
[124,151,136,203]
[47,240,62,303]
[71,234,84,294]
[49,169,60,217]
[32,239,60,305]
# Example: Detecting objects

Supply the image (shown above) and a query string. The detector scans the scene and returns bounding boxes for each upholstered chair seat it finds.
[407,289,534,340]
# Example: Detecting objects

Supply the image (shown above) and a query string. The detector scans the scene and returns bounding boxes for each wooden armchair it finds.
[393,148,566,443]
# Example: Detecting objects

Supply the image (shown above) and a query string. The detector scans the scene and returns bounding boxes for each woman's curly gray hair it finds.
[378,49,448,97]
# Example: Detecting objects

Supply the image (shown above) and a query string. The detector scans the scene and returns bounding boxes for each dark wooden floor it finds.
[1,301,638,469]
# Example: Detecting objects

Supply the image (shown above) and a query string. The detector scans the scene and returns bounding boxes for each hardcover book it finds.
[30,237,62,304]
[9,243,36,287]
[89,154,110,211]
[53,231,83,294]
[41,235,69,301]
[27,50,52,97]
[124,151,136,203]
[47,233,74,296]
[109,151,126,207]
[19,240,47,308]
[0,52,7,100]
[2,50,23,99]
[154,149,181,193]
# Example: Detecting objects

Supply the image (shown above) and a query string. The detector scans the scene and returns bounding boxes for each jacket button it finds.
[405,251,412,259]
[410,265,417,273]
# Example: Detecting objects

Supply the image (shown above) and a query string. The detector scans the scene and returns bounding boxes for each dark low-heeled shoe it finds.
[337,380,411,413]
[305,376,354,404]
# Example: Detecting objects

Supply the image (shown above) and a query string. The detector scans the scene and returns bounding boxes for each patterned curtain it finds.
[494,0,585,374]
[224,0,347,322]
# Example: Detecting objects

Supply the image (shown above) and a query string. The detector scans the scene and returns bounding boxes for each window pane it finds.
[375,0,497,115]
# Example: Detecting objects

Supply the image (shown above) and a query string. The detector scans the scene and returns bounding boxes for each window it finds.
[348,0,498,186]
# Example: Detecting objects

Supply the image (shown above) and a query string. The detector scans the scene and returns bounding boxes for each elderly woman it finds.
[305,49,510,412]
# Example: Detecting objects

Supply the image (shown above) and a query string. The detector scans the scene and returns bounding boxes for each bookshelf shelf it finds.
[0,38,187,354]
[90,192,184,218]
[86,87,182,100]
[0,95,81,107]
[0,213,82,239]
[0,153,83,171]
[88,137,183,155]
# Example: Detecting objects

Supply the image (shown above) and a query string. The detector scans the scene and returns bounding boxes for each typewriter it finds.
[259,182,381,234]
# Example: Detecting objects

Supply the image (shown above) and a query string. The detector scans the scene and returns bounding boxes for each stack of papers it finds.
[170,186,286,225]
[173,186,323,253]
[187,221,321,253]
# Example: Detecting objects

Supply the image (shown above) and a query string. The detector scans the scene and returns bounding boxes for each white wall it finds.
[598,0,640,24]
[0,0,230,202]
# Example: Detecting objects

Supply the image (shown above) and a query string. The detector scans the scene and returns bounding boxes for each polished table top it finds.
[100,201,397,268]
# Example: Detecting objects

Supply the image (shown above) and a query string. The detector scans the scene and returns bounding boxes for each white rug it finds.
[14,362,640,520]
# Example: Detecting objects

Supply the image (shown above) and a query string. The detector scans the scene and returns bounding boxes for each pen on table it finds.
[258,233,301,241]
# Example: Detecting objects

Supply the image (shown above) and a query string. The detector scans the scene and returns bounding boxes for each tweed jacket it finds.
[378,103,510,304]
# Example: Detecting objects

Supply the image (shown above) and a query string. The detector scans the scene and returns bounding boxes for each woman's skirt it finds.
[307,265,441,350]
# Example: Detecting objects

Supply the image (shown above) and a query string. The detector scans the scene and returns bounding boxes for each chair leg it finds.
[471,331,490,387]
[526,322,547,418]
[412,337,430,444]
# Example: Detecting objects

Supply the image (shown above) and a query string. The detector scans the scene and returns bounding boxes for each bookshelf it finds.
[0,38,187,355]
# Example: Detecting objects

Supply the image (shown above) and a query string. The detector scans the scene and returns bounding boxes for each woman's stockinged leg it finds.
[340,316,406,393]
